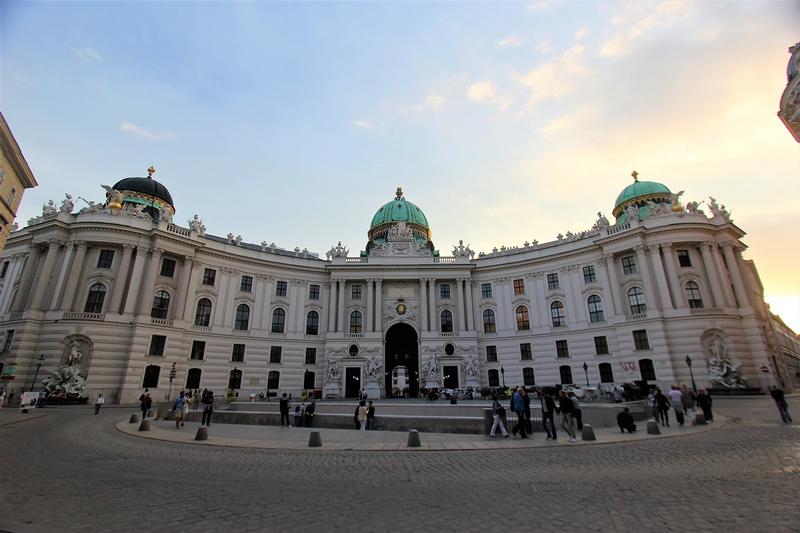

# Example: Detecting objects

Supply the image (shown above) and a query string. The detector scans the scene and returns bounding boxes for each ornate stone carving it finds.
[370,221,432,257]
[186,215,206,235]
[624,204,640,222]
[592,212,610,231]
[101,185,124,208]
[327,241,349,259]
[452,240,475,259]
[705,335,747,388]
[707,197,731,221]
[364,356,384,382]
[685,201,704,215]
[462,355,479,379]
[42,200,58,217]
[421,354,440,381]
[325,356,342,383]
[60,194,74,214]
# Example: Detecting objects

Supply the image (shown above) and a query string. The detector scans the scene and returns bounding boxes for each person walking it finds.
[201,390,214,426]
[696,389,713,422]
[668,385,685,426]
[540,388,558,440]
[139,390,152,420]
[558,390,576,442]
[356,400,368,430]
[182,390,191,426]
[569,392,583,431]
[294,403,304,427]
[511,387,528,438]
[489,394,509,438]
[94,393,105,415]
[366,401,375,430]
[770,386,793,424]
[279,393,291,427]
[194,389,202,410]
[680,384,697,424]
[655,388,671,426]
[174,391,187,428]
[521,387,533,435]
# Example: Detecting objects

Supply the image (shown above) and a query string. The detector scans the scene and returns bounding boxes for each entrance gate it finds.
[384,323,419,398]
[345,367,361,398]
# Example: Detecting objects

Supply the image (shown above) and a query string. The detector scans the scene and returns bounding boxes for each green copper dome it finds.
[370,189,430,230]
[614,180,671,209]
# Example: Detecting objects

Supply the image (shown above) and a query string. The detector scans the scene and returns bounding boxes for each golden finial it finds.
[631,170,639,182]
[395,186,404,200]
[147,166,156,178]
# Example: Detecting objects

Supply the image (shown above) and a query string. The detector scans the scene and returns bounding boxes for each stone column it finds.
[375,279,383,332]
[49,242,74,311]
[137,248,163,315]
[660,243,683,308]
[108,244,135,314]
[171,256,192,320]
[327,280,338,332]
[60,242,88,312]
[320,282,331,334]
[722,243,750,309]
[252,275,266,329]
[222,270,237,328]
[11,245,42,312]
[699,242,725,307]
[123,247,148,315]
[649,245,674,309]
[634,246,657,312]
[427,278,436,330]
[419,278,428,332]
[261,276,275,330]
[293,280,307,332]
[464,279,475,331]
[337,279,346,333]
[0,254,24,313]
[182,260,203,322]
[603,254,621,315]
[30,240,62,310]
[712,244,736,306]
[596,262,617,317]
[455,278,466,331]
[367,279,375,333]
[565,267,585,324]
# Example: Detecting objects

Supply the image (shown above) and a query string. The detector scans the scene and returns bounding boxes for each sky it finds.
[1,0,799,329]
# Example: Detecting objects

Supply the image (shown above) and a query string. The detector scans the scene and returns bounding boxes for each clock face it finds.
[396,303,406,315]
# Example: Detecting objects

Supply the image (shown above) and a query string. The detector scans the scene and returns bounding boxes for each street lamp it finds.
[685,355,697,393]
[30,354,44,392]
[582,361,589,387]
[500,366,505,388]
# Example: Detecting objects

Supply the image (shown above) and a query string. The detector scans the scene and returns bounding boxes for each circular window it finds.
[445,344,455,356]
[349,345,359,357]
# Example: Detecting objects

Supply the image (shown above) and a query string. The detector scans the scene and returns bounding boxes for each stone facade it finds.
[0,113,38,251]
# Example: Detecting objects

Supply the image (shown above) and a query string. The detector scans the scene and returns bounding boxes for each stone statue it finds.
[463,356,479,379]
[364,356,383,382]
[326,356,342,383]
[452,240,475,258]
[60,193,74,214]
[624,204,640,222]
[188,215,206,235]
[235,235,243,246]
[327,241,348,258]
[78,196,104,213]
[422,355,439,381]
[158,206,171,222]
[41,340,87,397]
[706,337,747,388]
[101,185,123,207]
[227,233,235,243]
[685,201,703,215]
[593,212,610,230]
[66,340,82,366]
[668,190,684,211]
[42,200,58,217]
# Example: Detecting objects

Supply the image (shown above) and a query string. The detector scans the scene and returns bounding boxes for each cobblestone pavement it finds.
[1,398,798,533]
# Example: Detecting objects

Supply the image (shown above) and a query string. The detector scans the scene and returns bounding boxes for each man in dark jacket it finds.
[770,386,793,424]
[540,388,558,440]
[279,393,291,427]
[617,407,637,433]
[304,400,316,427]
[511,387,528,438]
[521,387,532,434]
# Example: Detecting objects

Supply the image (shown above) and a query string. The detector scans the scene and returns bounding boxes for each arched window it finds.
[84,283,106,313]
[228,368,242,390]
[550,301,566,327]
[194,298,212,326]
[483,309,496,333]
[150,290,170,319]
[559,365,573,385]
[234,304,250,330]
[271,308,286,333]
[267,370,280,390]
[349,310,362,334]
[440,310,453,333]
[685,281,704,309]
[599,363,614,383]
[185,368,202,390]
[522,367,535,386]
[639,358,656,381]
[142,364,160,388]
[516,306,530,331]
[587,295,604,323]
[628,287,646,314]
[306,310,319,335]
[303,370,316,390]
[488,369,500,387]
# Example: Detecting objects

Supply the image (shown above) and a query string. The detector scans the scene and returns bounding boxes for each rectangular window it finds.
[523,367,535,386]
[481,283,492,299]
[202,268,216,286]
[148,335,166,356]
[2,330,15,353]
[240,275,253,293]
[267,370,280,390]
[305,347,317,365]
[159,258,176,278]
[513,279,525,295]
[622,255,637,275]
[0,261,9,279]
[677,249,692,267]
[486,345,497,362]
[520,343,532,360]
[556,339,569,358]
[231,343,245,362]
[583,265,596,283]
[275,280,288,297]
[547,273,559,290]
[351,284,362,300]
[440,283,451,299]
[190,340,206,360]
[309,284,320,300]
[594,336,609,355]
[97,249,115,269]
[270,345,282,364]
[633,329,650,350]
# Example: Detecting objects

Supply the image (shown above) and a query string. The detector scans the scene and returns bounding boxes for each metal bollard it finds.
[308,430,322,447]
[195,426,208,441]
[407,429,421,448]
[581,424,597,441]
[138,419,151,432]
[129,414,139,424]
[646,420,661,435]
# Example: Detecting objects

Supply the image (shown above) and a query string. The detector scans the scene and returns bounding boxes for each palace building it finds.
[0,169,792,403]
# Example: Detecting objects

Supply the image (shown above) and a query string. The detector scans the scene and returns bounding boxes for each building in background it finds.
[0,113,38,251]
[778,41,800,142]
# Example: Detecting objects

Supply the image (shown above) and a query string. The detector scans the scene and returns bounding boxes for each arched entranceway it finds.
[385,323,419,398]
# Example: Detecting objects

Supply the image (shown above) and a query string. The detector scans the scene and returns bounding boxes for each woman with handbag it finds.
[489,394,508,438]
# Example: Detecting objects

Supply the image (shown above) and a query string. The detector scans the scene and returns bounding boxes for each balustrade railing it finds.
[62,312,105,321]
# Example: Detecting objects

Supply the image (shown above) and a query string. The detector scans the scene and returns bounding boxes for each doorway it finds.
[345,367,361,398]
[385,323,419,398]
[443,366,459,389]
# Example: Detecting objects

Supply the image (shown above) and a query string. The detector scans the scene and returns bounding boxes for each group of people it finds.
[648,385,712,427]
[353,400,376,430]
[171,388,215,427]
[489,386,584,442]
[278,393,317,428]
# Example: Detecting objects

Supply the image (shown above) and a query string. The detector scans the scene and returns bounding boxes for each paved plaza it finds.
[0,397,798,532]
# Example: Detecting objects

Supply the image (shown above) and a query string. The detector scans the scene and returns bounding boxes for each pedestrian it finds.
[357,400,368,430]
[669,385,684,426]
[617,407,637,433]
[769,386,793,424]
[489,394,509,438]
[680,384,696,424]
[696,389,713,422]
[182,390,191,426]
[194,389,202,410]
[139,390,152,420]
[353,403,361,430]
[304,400,316,427]
[655,388,670,426]
[558,390,576,442]
[521,387,532,434]
[279,393,291,427]
[569,392,583,430]
[201,390,214,426]
[7,389,14,406]
[0,388,6,409]
[510,387,528,439]
[540,388,558,440]
[366,401,375,430]
[94,393,105,415]
[648,390,659,420]
[294,403,304,427]
[174,391,187,428]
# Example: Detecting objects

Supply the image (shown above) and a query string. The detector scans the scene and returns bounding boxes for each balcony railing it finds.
[232,329,251,336]
[440,332,454,337]
[62,312,105,321]
[345,332,364,338]
[191,325,212,333]
[626,312,648,321]
[151,318,174,327]
[166,224,191,237]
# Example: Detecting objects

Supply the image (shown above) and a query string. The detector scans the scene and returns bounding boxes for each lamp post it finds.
[30,354,44,392]
[500,366,505,388]
[685,355,697,393]
[582,361,589,387]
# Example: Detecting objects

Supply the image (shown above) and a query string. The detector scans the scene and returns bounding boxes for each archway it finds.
[385,323,419,398]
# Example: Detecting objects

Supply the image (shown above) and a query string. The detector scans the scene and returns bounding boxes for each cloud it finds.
[466,80,513,111]
[72,46,104,63]
[119,122,174,141]
[526,0,561,12]
[512,43,590,107]
[539,106,601,138]
[497,35,523,48]
[600,0,692,58]
[535,38,554,55]
[398,93,446,114]
[574,27,588,41]
[352,120,375,129]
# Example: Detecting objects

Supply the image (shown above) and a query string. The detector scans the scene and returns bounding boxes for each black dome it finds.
[113,177,174,207]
